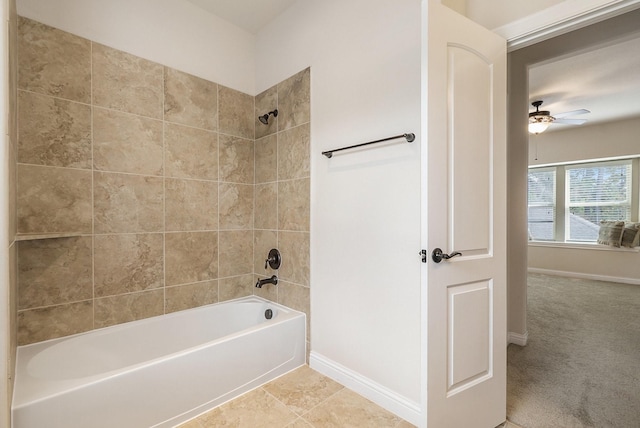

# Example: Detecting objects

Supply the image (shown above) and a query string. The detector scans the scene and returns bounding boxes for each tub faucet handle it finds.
[264,248,281,270]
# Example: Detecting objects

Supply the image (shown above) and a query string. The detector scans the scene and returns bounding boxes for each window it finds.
[566,161,632,241]
[528,168,556,241]
[528,158,639,243]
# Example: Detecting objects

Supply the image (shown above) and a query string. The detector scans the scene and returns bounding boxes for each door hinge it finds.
[419,249,427,263]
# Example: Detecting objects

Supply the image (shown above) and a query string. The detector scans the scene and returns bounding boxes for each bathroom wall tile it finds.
[18,17,91,103]
[17,300,93,345]
[278,281,310,340]
[9,12,18,154]
[253,273,278,302]
[93,172,164,233]
[255,85,278,139]
[165,231,218,286]
[219,274,254,302]
[278,178,310,232]
[165,280,218,313]
[164,122,218,180]
[18,236,92,309]
[219,135,254,184]
[278,232,310,286]
[278,123,310,180]
[8,135,17,241]
[17,164,92,234]
[93,107,163,175]
[9,243,17,370]
[277,68,310,132]
[94,289,164,329]
[93,43,163,119]
[164,67,217,131]
[94,234,163,298]
[219,85,254,139]
[18,90,92,168]
[219,183,254,230]
[165,178,218,231]
[254,229,278,274]
[255,134,277,184]
[255,183,277,230]
[219,230,253,277]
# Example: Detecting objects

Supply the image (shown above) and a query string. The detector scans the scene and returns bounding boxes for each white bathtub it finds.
[12,296,306,428]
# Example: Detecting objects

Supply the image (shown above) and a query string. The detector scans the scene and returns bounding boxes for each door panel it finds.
[424,1,506,427]
[449,46,492,256]
[448,280,492,394]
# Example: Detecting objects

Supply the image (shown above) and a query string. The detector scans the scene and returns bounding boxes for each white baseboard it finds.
[508,331,529,346]
[309,352,422,426]
[528,267,640,286]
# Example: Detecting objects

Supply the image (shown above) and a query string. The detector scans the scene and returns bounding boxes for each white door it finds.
[423,2,507,427]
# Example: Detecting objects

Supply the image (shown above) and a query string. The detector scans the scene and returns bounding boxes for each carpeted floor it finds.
[507,273,640,428]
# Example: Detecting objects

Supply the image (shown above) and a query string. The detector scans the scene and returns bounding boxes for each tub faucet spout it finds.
[255,275,278,288]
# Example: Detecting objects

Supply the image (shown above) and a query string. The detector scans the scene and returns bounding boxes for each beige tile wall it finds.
[253,68,311,350]
[15,17,311,346]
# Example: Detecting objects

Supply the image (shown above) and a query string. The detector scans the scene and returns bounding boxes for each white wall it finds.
[529,245,640,284]
[256,0,423,415]
[17,0,257,94]
[529,117,640,166]
[528,116,640,284]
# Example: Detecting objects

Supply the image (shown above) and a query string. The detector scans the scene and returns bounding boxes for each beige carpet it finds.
[507,273,640,428]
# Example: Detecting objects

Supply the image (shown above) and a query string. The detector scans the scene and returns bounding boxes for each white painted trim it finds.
[507,331,529,347]
[309,351,422,427]
[495,0,640,51]
[528,267,640,286]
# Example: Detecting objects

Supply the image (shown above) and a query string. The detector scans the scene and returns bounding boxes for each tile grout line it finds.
[258,386,302,425]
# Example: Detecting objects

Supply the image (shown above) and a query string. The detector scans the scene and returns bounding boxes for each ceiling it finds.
[186,0,297,34]
[185,1,640,131]
[529,34,640,132]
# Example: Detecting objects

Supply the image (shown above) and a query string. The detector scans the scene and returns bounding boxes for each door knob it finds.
[431,248,462,263]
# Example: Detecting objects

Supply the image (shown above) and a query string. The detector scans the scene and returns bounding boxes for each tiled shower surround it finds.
[15,17,310,346]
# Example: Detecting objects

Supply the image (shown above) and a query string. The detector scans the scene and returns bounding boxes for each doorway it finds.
[506,8,640,426]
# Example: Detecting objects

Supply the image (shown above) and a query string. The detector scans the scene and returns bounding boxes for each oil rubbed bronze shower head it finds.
[258,109,278,125]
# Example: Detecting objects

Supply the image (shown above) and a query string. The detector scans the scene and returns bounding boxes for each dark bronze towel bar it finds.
[322,133,415,158]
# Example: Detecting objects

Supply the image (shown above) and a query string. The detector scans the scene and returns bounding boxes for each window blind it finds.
[528,168,556,241]
[566,161,632,241]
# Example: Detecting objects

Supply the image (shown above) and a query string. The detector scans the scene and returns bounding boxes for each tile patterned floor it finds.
[177,365,416,427]
[177,364,523,428]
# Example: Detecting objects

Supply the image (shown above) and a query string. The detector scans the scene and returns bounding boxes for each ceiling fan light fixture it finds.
[528,115,554,134]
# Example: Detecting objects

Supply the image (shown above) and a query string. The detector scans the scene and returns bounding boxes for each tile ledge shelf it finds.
[16,232,88,241]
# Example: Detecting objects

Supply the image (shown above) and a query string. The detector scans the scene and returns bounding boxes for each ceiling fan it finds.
[528,100,590,134]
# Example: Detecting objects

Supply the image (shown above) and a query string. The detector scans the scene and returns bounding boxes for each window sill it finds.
[528,240,640,253]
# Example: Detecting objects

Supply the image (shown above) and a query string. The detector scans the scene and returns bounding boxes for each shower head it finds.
[258,109,278,125]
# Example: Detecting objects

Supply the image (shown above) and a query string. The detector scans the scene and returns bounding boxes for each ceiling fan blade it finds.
[553,118,588,125]
[553,109,590,118]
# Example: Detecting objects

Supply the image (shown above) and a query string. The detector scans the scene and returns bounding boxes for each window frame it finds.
[528,157,640,244]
